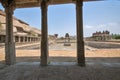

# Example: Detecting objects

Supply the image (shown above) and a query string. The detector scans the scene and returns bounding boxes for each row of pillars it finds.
[15,36,40,43]
[93,36,111,41]
[0,35,40,43]
[1,0,85,66]
[0,35,5,43]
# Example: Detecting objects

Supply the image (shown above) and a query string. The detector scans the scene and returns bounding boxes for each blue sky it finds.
[0,0,120,37]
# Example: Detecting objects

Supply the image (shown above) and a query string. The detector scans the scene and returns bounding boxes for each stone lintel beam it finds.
[76,0,85,67]
[40,0,48,66]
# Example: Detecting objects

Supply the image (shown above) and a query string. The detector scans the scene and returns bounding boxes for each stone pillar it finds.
[31,37,33,42]
[76,0,85,66]
[2,0,16,65]
[37,37,39,42]
[29,37,31,42]
[30,37,32,42]
[25,37,27,42]
[1,36,4,43]
[27,37,29,42]
[23,37,25,43]
[20,37,23,42]
[18,36,21,43]
[35,37,37,42]
[34,37,35,42]
[0,36,1,43]
[40,0,48,66]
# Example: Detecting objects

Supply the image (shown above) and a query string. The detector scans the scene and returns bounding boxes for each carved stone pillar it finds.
[1,36,4,43]
[2,0,16,65]
[23,37,26,43]
[76,0,85,66]
[40,0,48,66]
[18,36,21,43]
[29,37,31,42]
[26,37,28,42]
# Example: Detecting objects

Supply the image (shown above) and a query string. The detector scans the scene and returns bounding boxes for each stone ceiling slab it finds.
[0,0,102,8]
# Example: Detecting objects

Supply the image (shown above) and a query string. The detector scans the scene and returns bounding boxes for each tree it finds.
[112,34,120,39]
[54,34,58,38]
[65,33,69,38]
[65,33,70,42]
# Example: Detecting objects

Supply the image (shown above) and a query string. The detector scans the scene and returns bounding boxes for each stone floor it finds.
[0,62,120,80]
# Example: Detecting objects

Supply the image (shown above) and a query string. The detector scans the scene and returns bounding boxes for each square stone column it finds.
[18,36,21,43]
[76,0,85,66]
[40,0,48,66]
[2,1,16,65]
[23,37,26,43]
[1,36,4,43]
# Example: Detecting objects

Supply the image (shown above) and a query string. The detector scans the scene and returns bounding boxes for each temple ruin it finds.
[0,9,41,43]
[92,30,111,41]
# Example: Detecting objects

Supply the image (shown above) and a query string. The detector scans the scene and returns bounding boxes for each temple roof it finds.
[0,0,102,8]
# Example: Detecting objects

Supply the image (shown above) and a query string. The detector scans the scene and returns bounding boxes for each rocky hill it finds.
[0,9,41,37]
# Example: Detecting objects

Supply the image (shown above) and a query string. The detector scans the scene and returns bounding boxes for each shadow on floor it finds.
[17,56,120,62]
[0,57,120,80]
[1,57,120,64]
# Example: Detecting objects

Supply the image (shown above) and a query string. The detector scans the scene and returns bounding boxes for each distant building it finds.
[0,9,41,43]
[92,30,111,41]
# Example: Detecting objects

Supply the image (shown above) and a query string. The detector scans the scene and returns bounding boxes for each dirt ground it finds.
[0,49,120,80]
[0,42,120,80]
[0,48,120,63]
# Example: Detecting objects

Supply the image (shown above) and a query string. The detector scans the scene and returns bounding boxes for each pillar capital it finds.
[76,0,83,7]
[41,0,49,8]
[1,0,16,11]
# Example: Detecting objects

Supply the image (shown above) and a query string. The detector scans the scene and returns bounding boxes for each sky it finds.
[0,0,120,37]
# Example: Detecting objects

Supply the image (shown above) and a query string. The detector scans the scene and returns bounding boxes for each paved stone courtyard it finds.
[0,62,120,80]
[0,42,120,80]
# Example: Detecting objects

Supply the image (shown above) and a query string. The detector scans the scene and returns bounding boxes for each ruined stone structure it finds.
[0,10,41,43]
[0,0,100,67]
[64,33,71,46]
[92,30,111,41]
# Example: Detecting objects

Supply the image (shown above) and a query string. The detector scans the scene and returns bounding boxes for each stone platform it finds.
[0,62,120,80]
[64,43,71,46]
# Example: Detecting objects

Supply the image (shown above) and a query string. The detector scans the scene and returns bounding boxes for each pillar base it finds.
[40,56,48,66]
[40,63,48,66]
[78,61,85,67]
[5,42,16,65]
[64,43,71,46]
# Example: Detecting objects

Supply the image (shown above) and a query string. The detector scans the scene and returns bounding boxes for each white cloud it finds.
[99,24,106,27]
[84,25,93,29]
[107,22,119,26]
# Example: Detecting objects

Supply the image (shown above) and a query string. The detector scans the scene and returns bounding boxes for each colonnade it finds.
[93,36,111,41]
[0,35,5,43]
[0,35,40,43]
[15,36,40,43]
[1,0,85,67]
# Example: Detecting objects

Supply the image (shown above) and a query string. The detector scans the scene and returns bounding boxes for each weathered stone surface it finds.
[76,0,85,66]
[40,0,48,66]
[0,0,99,8]
[0,62,120,80]
[4,3,16,65]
